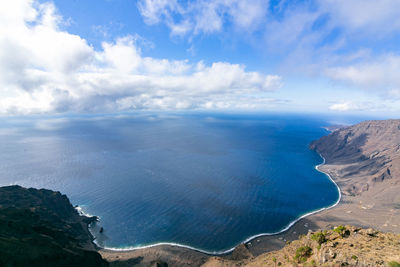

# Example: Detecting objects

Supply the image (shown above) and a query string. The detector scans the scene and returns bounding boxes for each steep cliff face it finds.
[310,120,400,196]
[0,185,108,267]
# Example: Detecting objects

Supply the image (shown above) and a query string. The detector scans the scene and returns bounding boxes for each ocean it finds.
[0,112,340,252]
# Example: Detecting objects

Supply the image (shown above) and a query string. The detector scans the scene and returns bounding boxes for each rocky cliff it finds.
[310,119,400,196]
[0,185,108,267]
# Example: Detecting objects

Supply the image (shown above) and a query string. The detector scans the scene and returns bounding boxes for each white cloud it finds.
[329,102,355,112]
[101,37,141,73]
[319,0,400,36]
[136,0,400,106]
[325,54,400,95]
[137,0,268,36]
[256,0,400,105]
[269,0,400,48]
[0,0,281,115]
[137,0,180,25]
[328,100,398,113]
[137,0,400,40]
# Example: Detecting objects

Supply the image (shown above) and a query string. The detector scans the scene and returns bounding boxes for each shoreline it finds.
[91,153,341,256]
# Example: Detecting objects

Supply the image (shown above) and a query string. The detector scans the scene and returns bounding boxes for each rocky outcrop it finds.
[0,185,108,267]
[203,225,400,266]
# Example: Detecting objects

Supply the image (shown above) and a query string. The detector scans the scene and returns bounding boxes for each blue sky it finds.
[1,0,400,116]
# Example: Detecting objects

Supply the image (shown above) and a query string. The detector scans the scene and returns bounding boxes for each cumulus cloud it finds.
[137,0,268,36]
[0,0,281,115]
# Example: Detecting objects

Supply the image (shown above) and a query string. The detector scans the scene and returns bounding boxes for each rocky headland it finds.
[0,185,108,267]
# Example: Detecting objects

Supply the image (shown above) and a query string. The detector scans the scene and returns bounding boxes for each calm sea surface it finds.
[0,113,340,252]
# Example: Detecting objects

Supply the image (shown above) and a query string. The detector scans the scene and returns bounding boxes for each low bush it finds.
[311,232,327,245]
[333,225,349,237]
[294,246,312,263]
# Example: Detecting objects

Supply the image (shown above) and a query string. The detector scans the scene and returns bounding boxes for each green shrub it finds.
[294,246,312,263]
[333,225,349,237]
[333,225,346,233]
[388,261,400,267]
[311,232,327,245]
[351,255,358,260]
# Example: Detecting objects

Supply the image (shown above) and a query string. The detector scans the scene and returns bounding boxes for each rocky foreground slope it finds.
[203,225,400,266]
[0,185,108,267]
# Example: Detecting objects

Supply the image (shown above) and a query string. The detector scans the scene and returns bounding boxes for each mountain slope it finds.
[0,185,108,267]
[310,120,400,196]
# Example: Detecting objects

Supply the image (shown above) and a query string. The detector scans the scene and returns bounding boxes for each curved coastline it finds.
[87,153,342,256]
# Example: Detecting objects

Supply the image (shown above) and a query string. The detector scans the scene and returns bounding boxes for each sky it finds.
[1,0,400,116]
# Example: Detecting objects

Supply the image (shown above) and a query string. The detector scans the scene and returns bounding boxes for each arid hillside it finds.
[203,225,400,266]
[310,120,400,196]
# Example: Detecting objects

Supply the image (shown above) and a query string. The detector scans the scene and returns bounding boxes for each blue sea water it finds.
[0,113,340,252]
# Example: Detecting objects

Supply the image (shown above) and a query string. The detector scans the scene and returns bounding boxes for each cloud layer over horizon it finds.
[1,0,400,115]
[0,0,281,115]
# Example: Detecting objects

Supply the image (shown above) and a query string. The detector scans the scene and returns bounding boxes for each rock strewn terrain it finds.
[0,185,108,267]
[203,225,400,266]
